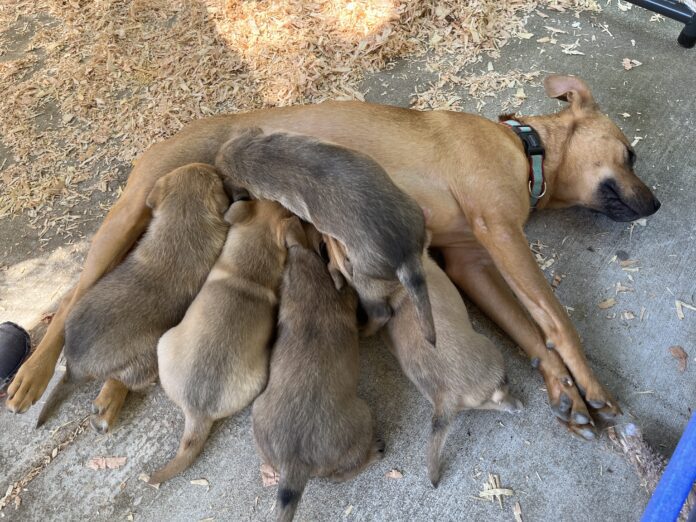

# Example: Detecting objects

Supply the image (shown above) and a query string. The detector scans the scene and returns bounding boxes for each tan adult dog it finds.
[6,75,660,439]
[384,254,523,487]
[149,200,296,484]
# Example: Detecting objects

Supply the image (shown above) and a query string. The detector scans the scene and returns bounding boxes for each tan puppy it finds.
[149,200,297,484]
[63,164,229,432]
[10,75,661,439]
[384,255,522,487]
[252,225,384,522]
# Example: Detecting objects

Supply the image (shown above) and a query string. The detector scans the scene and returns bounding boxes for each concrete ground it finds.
[1,3,695,522]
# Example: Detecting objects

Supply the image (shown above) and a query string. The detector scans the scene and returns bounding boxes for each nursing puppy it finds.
[215,129,435,344]
[63,164,229,430]
[384,255,523,487]
[252,224,384,522]
[149,200,297,484]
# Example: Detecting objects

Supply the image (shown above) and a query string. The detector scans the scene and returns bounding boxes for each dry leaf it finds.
[138,473,159,489]
[190,478,210,488]
[86,456,127,470]
[260,464,279,487]
[669,346,688,372]
[598,298,617,309]
[514,501,523,522]
[622,58,642,70]
[385,469,403,479]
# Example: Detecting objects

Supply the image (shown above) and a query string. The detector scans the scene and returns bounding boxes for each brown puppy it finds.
[384,255,522,487]
[149,200,297,484]
[252,225,384,522]
[63,164,229,432]
[215,129,435,344]
[9,75,661,439]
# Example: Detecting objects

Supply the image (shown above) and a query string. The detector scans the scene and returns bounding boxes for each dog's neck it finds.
[516,112,574,210]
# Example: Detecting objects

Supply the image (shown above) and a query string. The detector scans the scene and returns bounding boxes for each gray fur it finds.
[64,163,229,390]
[384,256,523,487]
[252,226,383,522]
[215,129,435,344]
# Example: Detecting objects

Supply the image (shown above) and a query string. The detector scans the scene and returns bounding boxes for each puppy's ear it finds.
[146,177,168,210]
[324,235,353,279]
[279,216,307,249]
[543,75,597,112]
[213,188,230,215]
[224,200,253,225]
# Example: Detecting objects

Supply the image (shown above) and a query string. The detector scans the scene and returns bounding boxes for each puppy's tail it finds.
[397,256,436,346]
[276,461,310,522]
[148,413,213,485]
[427,407,455,488]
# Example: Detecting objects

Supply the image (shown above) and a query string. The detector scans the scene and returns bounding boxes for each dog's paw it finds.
[6,356,52,414]
[90,380,129,433]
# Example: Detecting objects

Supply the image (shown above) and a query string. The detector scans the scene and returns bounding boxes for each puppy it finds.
[252,224,384,522]
[215,129,435,345]
[384,255,523,487]
[149,200,297,484]
[64,164,229,396]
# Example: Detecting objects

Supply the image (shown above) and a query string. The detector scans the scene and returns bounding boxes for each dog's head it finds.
[146,163,229,216]
[543,75,661,222]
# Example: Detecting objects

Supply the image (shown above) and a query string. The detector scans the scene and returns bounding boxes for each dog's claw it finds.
[89,415,110,434]
[570,424,597,441]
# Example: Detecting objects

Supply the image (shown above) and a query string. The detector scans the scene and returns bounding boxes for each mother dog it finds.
[6,75,660,439]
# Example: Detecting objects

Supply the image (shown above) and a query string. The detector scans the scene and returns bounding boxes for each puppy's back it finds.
[253,246,363,465]
[217,131,424,270]
[388,257,505,404]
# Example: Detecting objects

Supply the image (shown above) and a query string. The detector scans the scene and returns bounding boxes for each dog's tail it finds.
[148,413,213,485]
[276,461,310,522]
[427,406,455,488]
[396,256,436,345]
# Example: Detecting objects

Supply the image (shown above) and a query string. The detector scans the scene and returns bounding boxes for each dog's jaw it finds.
[595,178,661,222]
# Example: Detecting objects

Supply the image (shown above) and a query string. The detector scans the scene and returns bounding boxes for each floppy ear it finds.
[543,75,597,112]
[224,200,253,225]
[324,235,353,279]
[145,177,168,210]
[278,216,307,249]
[214,188,231,215]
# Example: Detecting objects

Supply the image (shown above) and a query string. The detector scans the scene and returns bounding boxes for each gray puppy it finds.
[64,164,229,408]
[384,255,523,487]
[215,129,435,345]
[149,200,298,484]
[252,224,384,522]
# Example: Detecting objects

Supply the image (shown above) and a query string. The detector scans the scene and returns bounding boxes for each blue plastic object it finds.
[642,413,696,522]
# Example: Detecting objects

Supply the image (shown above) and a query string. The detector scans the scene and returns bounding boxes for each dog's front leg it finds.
[6,184,152,413]
[469,215,621,422]
[440,245,597,439]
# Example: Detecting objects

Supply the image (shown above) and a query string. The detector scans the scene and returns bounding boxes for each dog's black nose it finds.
[652,196,661,212]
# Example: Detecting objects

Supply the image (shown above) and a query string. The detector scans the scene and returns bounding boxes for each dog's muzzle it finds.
[596,178,661,222]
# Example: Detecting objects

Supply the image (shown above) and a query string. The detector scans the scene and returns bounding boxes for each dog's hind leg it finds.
[6,174,154,413]
[427,404,455,488]
[90,379,130,434]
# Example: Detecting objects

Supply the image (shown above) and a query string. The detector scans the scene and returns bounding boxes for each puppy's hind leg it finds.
[90,379,130,434]
[427,404,455,488]
[148,410,214,484]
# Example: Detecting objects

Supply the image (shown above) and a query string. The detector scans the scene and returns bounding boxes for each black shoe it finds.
[0,322,31,391]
